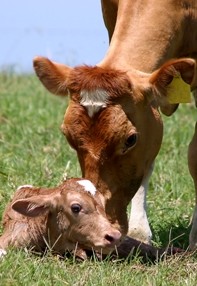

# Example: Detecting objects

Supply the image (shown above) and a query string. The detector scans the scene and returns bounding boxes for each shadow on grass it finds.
[151,220,191,250]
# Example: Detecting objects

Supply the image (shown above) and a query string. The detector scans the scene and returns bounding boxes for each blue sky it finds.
[0,0,108,73]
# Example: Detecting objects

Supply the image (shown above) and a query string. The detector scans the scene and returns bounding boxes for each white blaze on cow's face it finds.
[77,180,97,196]
[80,89,108,117]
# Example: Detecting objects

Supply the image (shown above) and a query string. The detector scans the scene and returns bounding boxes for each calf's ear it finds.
[149,58,196,116]
[33,56,73,96]
[12,193,60,217]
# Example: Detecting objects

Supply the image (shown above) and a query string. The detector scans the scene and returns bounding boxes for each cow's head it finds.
[33,57,195,234]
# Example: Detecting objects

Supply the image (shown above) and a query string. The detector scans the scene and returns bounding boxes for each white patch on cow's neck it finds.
[80,89,108,117]
[77,180,97,196]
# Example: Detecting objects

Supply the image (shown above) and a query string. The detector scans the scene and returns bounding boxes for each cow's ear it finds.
[149,58,196,116]
[33,56,73,96]
[11,193,60,217]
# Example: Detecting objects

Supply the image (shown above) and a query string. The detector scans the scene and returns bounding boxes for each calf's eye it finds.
[71,203,82,213]
[125,133,137,148]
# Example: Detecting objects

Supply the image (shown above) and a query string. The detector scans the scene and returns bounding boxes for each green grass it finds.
[1,73,197,285]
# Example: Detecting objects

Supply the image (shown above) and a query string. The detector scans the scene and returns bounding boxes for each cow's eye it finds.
[125,133,137,148]
[71,203,82,213]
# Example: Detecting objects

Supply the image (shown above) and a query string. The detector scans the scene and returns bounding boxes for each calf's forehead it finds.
[77,179,97,196]
[62,179,97,197]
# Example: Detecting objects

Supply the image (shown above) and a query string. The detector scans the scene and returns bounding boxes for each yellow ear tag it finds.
[166,74,191,104]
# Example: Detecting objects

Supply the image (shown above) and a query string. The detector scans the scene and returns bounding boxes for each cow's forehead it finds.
[67,66,147,119]
[65,89,135,127]
[80,89,108,117]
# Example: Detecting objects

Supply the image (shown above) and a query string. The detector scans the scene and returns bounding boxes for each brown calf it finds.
[33,0,197,249]
[0,178,122,257]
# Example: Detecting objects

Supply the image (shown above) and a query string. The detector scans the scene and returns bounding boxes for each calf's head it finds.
[12,179,122,251]
[33,57,195,234]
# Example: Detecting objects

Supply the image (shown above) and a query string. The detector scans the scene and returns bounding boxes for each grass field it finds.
[1,73,197,285]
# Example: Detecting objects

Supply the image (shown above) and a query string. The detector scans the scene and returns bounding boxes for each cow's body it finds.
[101,0,197,73]
[33,0,197,248]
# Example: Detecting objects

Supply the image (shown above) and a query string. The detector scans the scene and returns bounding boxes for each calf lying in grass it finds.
[0,178,122,258]
[0,178,183,261]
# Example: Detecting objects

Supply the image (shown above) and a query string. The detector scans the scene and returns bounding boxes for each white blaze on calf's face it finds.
[77,180,97,196]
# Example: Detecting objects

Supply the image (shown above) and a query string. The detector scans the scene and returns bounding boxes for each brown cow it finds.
[33,0,197,249]
[0,178,178,262]
[0,178,122,257]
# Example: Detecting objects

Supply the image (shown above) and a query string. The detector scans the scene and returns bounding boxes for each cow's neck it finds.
[105,197,129,235]
[99,0,180,73]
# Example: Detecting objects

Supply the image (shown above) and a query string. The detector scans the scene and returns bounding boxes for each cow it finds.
[33,0,197,249]
[0,178,122,258]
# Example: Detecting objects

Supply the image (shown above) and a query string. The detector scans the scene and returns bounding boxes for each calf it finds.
[0,178,122,257]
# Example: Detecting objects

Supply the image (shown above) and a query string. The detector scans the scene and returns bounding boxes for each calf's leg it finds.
[188,122,197,249]
[0,230,11,257]
[128,164,154,245]
[0,222,32,257]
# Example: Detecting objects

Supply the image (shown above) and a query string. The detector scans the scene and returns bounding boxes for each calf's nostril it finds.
[105,231,122,244]
[105,234,115,243]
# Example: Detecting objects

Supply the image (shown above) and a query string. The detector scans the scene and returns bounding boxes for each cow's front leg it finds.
[128,164,154,245]
[188,122,197,250]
